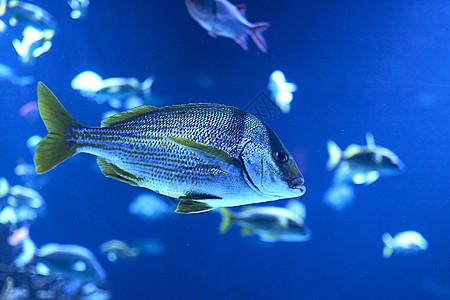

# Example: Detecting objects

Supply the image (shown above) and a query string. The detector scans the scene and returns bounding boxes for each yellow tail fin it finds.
[382,233,394,258]
[326,140,342,169]
[34,82,80,174]
[0,0,6,17]
[219,207,234,233]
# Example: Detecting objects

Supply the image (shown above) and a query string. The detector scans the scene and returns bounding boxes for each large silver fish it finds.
[34,82,305,213]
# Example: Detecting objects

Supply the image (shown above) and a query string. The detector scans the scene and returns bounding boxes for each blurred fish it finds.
[8,185,45,210]
[34,82,305,213]
[128,193,174,221]
[63,281,112,300]
[99,239,140,263]
[67,0,89,20]
[186,0,270,52]
[0,207,17,224]
[95,76,154,109]
[36,243,106,281]
[14,163,39,188]
[382,231,428,258]
[26,134,42,153]
[12,25,54,64]
[71,70,154,109]
[5,184,46,223]
[0,19,6,32]
[268,70,297,114]
[327,133,404,185]
[0,177,9,198]
[71,70,104,97]
[219,200,311,242]
[19,101,39,119]
[7,224,29,246]
[134,239,165,257]
[0,63,34,85]
[6,0,57,31]
[323,182,355,210]
[15,163,36,177]
[7,225,36,267]
[14,236,36,267]
[0,0,6,16]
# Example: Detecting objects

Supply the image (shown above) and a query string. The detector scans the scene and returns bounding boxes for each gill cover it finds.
[240,127,305,198]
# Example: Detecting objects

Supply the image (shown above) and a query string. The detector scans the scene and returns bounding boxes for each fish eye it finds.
[273,149,288,163]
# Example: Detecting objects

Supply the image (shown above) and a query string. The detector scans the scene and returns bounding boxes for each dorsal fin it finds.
[344,144,361,157]
[236,5,246,17]
[366,132,376,149]
[101,105,159,127]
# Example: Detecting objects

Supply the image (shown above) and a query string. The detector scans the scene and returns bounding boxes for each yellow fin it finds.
[97,157,139,186]
[365,132,376,149]
[42,29,55,41]
[34,82,79,174]
[219,207,234,233]
[260,233,279,242]
[344,144,361,157]
[175,200,213,214]
[382,233,394,258]
[0,0,6,16]
[383,246,393,258]
[167,137,241,169]
[9,17,17,26]
[326,140,342,169]
[8,0,19,8]
[241,228,254,235]
[101,105,159,127]
[0,177,9,198]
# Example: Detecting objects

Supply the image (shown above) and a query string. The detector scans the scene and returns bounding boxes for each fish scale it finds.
[34,82,305,213]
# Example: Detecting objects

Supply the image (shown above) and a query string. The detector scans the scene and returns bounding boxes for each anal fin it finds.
[97,157,139,186]
[175,200,214,214]
[260,233,279,242]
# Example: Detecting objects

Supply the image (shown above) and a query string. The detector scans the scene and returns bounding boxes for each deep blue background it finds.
[1,1,449,299]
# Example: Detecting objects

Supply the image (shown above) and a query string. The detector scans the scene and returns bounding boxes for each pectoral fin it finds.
[97,157,139,186]
[241,228,254,235]
[166,137,241,170]
[175,200,214,214]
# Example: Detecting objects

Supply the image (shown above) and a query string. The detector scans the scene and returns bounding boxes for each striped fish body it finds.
[72,104,263,203]
[34,83,305,213]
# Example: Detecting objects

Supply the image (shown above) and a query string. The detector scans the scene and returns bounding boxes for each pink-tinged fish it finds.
[8,225,30,246]
[186,0,269,52]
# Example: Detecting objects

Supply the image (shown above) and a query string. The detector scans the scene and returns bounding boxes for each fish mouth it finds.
[288,177,306,193]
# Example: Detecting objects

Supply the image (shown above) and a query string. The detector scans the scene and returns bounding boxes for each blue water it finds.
[1,1,449,299]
